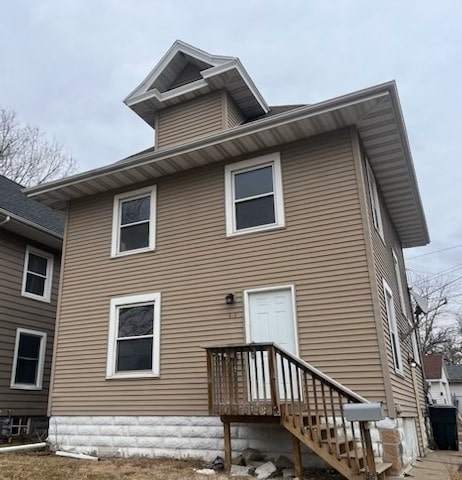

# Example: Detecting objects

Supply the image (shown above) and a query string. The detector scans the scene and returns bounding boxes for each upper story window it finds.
[106,293,161,379]
[392,249,407,315]
[111,186,156,257]
[21,246,54,303]
[365,156,384,241]
[225,153,285,236]
[10,328,47,390]
[383,279,403,375]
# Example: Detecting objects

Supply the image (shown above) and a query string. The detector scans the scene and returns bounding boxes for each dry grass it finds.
[0,451,234,480]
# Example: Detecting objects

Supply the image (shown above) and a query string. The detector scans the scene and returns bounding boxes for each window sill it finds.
[111,247,155,258]
[226,223,286,238]
[106,372,159,380]
[10,384,42,390]
[21,292,51,303]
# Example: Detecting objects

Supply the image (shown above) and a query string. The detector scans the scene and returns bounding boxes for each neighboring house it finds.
[423,355,452,405]
[27,41,430,477]
[0,175,63,440]
[447,364,462,413]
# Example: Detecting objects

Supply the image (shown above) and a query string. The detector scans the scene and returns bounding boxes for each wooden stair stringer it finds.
[281,416,365,480]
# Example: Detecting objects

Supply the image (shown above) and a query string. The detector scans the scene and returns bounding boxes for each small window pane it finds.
[28,254,47,276]
[120,223,150,252]
[118,305,154,337]
[121,196,150,225]
[234,166,273,200]
[117,338,153,371]
[15,358,38,384]
[18,334,41,359]
[25,274,45,296]
[236,196,275,230]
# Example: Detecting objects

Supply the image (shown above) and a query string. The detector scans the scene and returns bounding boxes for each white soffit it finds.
[124,40,269,126]
[27,82,429,248]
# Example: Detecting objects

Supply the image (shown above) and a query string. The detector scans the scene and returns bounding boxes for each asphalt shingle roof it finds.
[447,365,462,382]
[0,175,64,237]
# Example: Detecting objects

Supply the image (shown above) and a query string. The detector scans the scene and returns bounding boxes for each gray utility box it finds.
[343,403,385,422]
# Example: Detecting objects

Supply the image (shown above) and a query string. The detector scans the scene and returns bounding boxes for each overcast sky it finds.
[1,0,461,282]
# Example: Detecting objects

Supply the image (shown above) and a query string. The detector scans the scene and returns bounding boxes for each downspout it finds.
[0,214,11,226]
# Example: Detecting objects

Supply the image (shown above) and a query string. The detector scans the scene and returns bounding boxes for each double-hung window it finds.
[21,246,54,303]
[111,186,156,257]
[10,328,47,390]
[225,152,285,236]
[365,156,384,240]
[392,249,407,315]
[383,279,403,375]
[107,293,161,379]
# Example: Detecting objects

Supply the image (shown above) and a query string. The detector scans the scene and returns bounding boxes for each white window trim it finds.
[365,156,384,241]
[106,292,161,379]
[224,152,285,237]
[111,186,157,257]
[383,279,404,375]
[21,246,54,303]
[392,249,407,316]
[10,328,47,390]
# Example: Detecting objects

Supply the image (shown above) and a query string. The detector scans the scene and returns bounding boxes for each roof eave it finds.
[0,208,63,250]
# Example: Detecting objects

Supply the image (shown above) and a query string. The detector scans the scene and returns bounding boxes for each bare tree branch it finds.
[0,107,77,186]
[408,271,462,364]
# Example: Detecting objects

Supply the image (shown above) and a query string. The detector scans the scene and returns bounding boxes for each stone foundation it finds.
[48,415,327,466]
[48,415,421,472]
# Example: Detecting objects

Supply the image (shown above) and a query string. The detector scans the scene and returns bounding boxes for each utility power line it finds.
[406,244,462,260]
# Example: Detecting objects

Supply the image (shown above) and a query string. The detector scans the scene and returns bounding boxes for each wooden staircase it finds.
[205,343,392,480]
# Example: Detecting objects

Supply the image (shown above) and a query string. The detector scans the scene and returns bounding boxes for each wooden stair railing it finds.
[205,343,382,480]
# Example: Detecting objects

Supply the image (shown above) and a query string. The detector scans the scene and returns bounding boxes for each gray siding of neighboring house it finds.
[0,229,59,417]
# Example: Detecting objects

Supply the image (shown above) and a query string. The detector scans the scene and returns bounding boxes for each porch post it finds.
[292,434,303,479]
[223,417,231,473]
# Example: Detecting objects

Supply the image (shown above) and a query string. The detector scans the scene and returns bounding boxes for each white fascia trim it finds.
[110,185,157,258]
[124,40,234,102]
[0,207,63,242]
[224,152,285,237]
[10,327,47,390]
[106,292,161,379]
[21,245,54,303]
[27,87,391,202]
[201,61,269,113]
[243,284,299,357]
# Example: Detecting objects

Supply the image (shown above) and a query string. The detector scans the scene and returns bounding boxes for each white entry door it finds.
[245,286,298,399]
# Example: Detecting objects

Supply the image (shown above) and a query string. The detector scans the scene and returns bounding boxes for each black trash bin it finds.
[428,405,459,450]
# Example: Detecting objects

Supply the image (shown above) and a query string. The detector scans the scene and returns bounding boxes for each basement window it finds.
[106,293,161,379]
[21,246,54,303]
[9,417,31,437]
[111,186,156,257]
[225,152,285,236]
[10,328,47,390]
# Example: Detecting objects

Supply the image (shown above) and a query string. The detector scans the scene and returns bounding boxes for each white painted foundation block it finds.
[48,415,327,466]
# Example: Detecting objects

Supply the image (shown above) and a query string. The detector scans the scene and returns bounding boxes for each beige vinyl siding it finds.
[226,94,245,128]
[51,128,387,416]
[168,62,203,90]
[157,92,224,148]
[362,155,426,418]
[0,230,59,416]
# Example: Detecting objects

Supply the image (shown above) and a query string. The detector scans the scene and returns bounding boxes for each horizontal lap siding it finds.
[52,129,387,416]
[0,230,59,416]
[157,92,224,147]
[364,161,425,417]
[226,94,245,128]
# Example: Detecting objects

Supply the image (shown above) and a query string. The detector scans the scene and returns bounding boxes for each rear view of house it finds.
[27,41,430,478]
[0,175,62,440]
